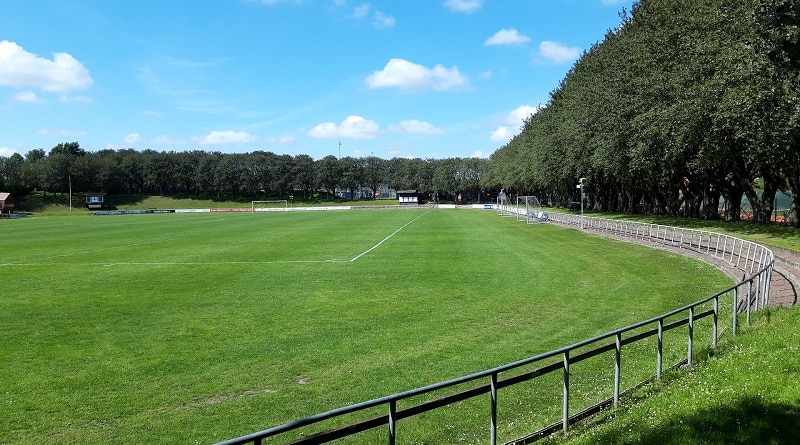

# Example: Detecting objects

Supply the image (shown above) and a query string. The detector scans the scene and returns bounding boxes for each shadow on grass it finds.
[591,396,800,444]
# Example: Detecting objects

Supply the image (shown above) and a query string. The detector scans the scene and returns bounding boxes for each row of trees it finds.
[0,142,491,203]
[2,0,798,224]
[489,0,800,225]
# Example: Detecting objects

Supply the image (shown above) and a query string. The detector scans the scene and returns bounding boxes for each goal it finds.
[516,196,548,224]
[496,189,517,217]
[251,200,289,212]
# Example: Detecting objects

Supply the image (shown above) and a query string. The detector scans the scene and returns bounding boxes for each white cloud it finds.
[352,5,395,29]
[59,95,92,104]
[13,90,41,103]
[485,28,530,46]
[490,126,513,142]
[479,70,493,79]
[278,135,296,144]
[539,41,581,63]
[505,105,541,125]
[491,105,542,142]
[198,130,256,145]
[471,150,488,158]
[38,128,87,137]
[443,0,482,13]
[308,115,379,140]
[353,4,370,18]
[0,40,93,93]
[365,58,469,91]
[373,11,396,28]
[0,146,15,157]
[125,133,143,144]
[388,120,444,135]
[152,135,186,145]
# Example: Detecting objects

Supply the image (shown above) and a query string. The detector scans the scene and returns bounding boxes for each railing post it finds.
[687,306,694,366]
[388,400,396,445]
[712,296,719,349]
[562,351,570,433]
[732,287,738,336]
[657,319,664,380]
[614,333,621,408]
[764,267,773,306]
[746,279,752,324]
[490,373,498,445]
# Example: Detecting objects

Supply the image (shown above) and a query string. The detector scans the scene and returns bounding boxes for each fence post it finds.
[746,279,753,324]
[657,319,663,380]
[388,400,396,445]
[712,296,719,349]
[614,333,622,408]
[732,287,738,336]
[490,373,498,445]
[562,351,570,433]
[687,307,694,366]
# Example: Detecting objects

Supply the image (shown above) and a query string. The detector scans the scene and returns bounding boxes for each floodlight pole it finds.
[578,178,586,229]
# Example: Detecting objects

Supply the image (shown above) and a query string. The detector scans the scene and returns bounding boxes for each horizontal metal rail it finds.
[215,212,774,445]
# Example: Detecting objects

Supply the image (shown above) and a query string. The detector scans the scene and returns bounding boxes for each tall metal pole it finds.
[579,177,585,229]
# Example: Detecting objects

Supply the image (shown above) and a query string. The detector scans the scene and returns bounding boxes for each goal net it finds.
[517,196,548,224]
[496,189,518,217]
[251,200,289,212]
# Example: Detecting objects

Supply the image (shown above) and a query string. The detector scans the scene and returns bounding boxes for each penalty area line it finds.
[348,210,431,262]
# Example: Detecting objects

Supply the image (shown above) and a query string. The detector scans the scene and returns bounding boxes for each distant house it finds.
[0,192,14,216]
[85,193,105,210]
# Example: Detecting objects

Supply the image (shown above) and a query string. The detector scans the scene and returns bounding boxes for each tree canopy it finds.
[489,0,800,225]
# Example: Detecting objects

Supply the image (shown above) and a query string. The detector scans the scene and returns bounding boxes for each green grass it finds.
[544,307,800,445]
[0,209,733,444]
[581,211,800,253]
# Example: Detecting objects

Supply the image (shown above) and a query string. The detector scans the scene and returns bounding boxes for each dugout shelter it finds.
[0,192,15,216]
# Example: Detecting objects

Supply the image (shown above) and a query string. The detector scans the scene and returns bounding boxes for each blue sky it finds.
[0,0,633,160]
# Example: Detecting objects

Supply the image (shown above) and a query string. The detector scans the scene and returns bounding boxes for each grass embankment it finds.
[544,307,800,445]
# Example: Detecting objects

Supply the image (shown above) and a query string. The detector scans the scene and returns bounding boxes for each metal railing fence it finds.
[215,212,774,445]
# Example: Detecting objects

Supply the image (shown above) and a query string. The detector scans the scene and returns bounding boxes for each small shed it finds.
[0,192,15,216]
[85,193,105,210]
[397,191,424,206]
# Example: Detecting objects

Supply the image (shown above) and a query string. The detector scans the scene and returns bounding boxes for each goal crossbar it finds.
[251,200,289,212]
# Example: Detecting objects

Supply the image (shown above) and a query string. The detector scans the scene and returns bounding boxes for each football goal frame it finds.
[251,200,290,212]
[516,196,548,224]
[496,189,517,217]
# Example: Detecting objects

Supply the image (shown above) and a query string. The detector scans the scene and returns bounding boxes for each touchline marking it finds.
[348,210,430,262]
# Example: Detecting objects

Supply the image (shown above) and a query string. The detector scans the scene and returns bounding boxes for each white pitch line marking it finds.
[348,210,430,262]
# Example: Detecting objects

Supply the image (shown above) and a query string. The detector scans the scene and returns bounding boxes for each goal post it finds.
[496,189,517,217]
[251,200,289,212]
[516,196,548,224]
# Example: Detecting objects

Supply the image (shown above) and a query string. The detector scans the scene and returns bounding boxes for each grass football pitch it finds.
[0,209,732,444]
